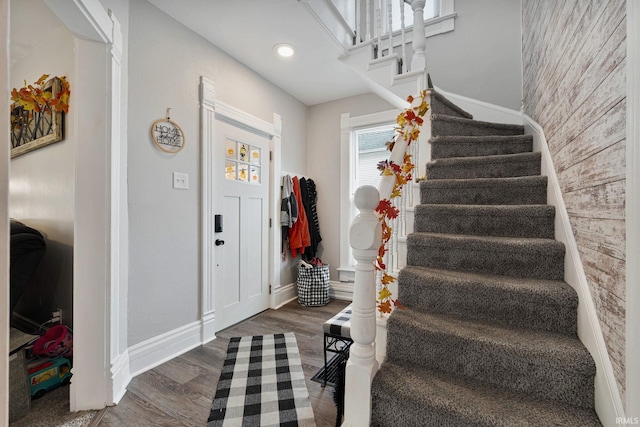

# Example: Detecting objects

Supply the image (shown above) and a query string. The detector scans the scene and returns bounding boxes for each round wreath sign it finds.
[151,113,185,154]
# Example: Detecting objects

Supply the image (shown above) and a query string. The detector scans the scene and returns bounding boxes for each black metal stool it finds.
[321,305,353,387]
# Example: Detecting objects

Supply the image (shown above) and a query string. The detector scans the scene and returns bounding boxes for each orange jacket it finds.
[288,176,311,257]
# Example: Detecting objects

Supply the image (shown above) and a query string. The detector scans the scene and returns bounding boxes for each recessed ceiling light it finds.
[274,43,295,58]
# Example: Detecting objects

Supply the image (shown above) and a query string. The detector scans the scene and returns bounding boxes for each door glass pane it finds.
[250,166,260,184]
[225,161,236,180]
[225,139,236,159]
[250,147,261,164]
[238,164,249,182]
[238,143,249,162]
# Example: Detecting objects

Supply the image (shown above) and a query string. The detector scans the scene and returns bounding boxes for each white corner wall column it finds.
[200,76,282,342]
[107,10,130,405]
[626,0,640,420]
[44,0,126,409]
[1,0,10,424]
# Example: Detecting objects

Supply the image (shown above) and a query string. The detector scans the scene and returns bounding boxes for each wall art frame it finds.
[10,77,66,159]
[151,110,185,154]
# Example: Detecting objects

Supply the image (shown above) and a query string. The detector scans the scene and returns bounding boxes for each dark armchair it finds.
[9,220,46,315]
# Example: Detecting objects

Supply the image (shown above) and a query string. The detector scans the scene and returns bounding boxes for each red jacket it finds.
[288,176,311,257]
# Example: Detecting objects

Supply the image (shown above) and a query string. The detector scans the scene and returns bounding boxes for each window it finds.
[354,124,396,190]
[339,110,398,282]
[389,0,439,33]
[341,0,454,41]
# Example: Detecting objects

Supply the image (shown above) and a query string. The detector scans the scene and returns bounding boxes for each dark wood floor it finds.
[96,299,350,427]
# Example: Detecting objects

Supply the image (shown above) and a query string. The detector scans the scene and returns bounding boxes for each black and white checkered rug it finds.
[207,332,315,426]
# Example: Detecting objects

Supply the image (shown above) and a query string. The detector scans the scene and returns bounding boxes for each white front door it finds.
[214,119,270,331]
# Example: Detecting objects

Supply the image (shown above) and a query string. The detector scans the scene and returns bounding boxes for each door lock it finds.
[215,239,225,246]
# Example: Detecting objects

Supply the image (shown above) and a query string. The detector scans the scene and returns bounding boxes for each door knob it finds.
[215,239,225,246]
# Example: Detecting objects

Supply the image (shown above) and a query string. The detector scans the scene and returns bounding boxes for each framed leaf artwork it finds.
[10,75,70,158]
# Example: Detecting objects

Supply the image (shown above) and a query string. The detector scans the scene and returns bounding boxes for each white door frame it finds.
[1,0,126,416]
[1,0,10,423]
[200,77,282,343]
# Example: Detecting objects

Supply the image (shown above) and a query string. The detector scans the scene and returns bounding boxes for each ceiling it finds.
[10,0,371,106]
[148,0,371,106]
[10,0,62,69]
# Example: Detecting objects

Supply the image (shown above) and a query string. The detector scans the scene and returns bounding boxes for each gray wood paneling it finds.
[522,0,627,402]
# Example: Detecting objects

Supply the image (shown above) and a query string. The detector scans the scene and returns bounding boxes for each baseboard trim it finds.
[272,283,298,309]
[331,280,353,301]
[435,86,524,125]
[128,321,202,378]
[524,114,624,425]
[109,350,130,404]
[201,311,216,345]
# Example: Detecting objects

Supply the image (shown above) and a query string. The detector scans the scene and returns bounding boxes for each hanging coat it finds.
[301,178,322,259]
[280,175,298,256]
[288,176,311,257]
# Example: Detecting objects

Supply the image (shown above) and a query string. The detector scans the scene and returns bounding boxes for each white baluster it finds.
[376,0,382,57]
[387,0,393,58]
[400,0,407,72]
[356,0,362,44]
[365,0,371,41]
[391,199,399,271]
[411,0,427,71]
[344,185,381,427]
[399,187,407,237]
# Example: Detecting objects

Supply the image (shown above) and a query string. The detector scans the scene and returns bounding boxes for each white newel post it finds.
[344,185,381,427]
[410,0,427,71]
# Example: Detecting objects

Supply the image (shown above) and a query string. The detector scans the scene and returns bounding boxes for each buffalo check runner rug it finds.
[207,332,316,427]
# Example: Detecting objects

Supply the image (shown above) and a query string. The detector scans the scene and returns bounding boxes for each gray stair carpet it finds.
[370,88,601,426]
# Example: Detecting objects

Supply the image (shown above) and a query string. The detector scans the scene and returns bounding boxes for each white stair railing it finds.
[352,0,429,76]
[344,88,430,425]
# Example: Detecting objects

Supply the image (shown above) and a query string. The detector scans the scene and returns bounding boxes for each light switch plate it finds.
[173,172,189,189]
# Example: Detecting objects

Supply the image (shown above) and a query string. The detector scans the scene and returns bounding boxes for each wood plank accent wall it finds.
[522,0,627,402]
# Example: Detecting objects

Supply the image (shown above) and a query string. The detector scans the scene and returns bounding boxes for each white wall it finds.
[307,93,395,281]
[425,0,523,111]
[9,3,75,326]
[127,0,309,346]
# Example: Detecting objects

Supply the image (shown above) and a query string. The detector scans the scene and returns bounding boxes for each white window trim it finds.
[339,109,398,282]
[388,0,456,40]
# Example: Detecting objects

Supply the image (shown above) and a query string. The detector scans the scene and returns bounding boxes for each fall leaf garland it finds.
[375,91,429,314]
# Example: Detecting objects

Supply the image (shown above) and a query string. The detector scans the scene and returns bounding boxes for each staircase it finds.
[369,90,602,426]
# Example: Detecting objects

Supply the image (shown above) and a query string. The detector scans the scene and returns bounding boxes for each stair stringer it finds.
[524,114,624,426]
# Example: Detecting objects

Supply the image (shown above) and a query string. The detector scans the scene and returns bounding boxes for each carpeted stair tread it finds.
[429,90,474,119]
[386,309,595,407]
[414,204,555,238]
[432,114,525,137]
[420,175,548,205]
[370,79,599,424]
[371,361,601,427]
[407,232,564,280]
[430,135,534,159]
[427,152,541,179]
[398,265,577,334]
